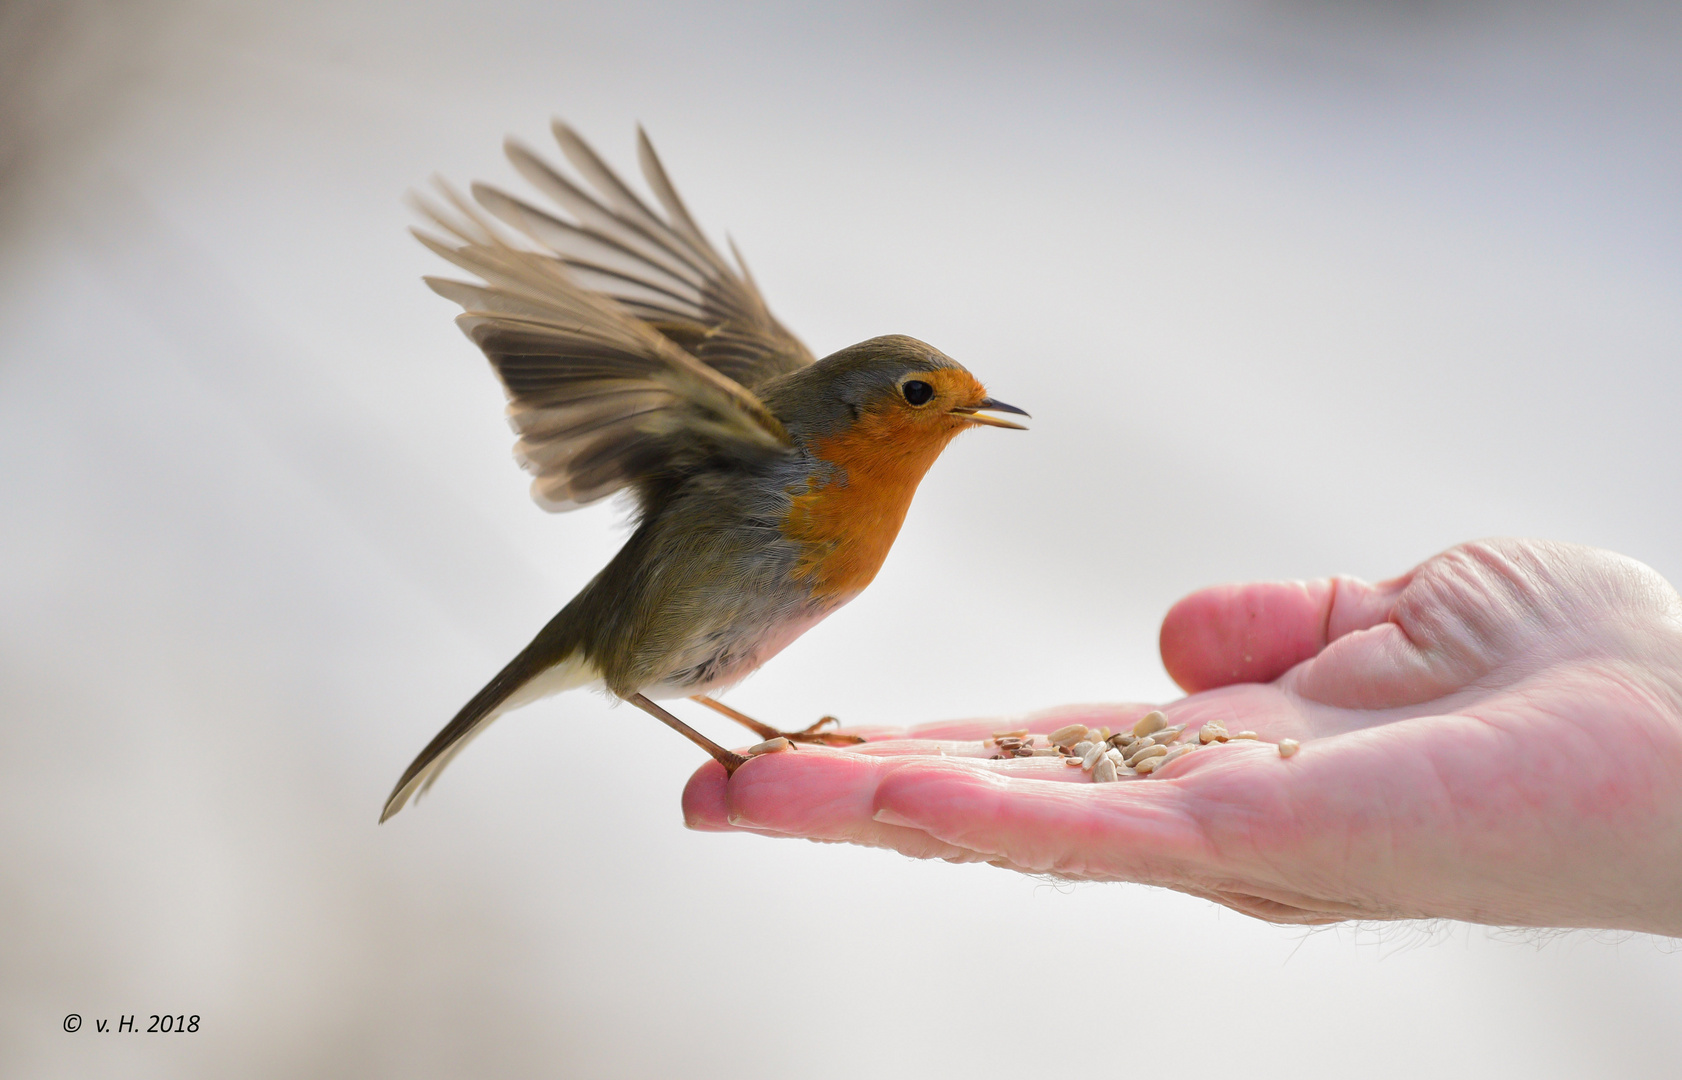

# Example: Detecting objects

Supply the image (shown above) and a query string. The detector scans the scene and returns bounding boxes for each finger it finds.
[681,759,742,832]
[1160,575,1405,692]
[690,748,1225,884]
[684,742,1126,835]
[1284,543,1531,708]
[1285,621,1472,708]
[682,750,996,861]
[683,744,1100,835]
[868,756,1220,881]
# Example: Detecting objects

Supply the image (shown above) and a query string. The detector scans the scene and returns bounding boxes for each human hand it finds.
[684,539,1682,934]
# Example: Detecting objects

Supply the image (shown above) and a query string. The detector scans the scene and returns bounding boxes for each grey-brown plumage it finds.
[383,123,1025,822]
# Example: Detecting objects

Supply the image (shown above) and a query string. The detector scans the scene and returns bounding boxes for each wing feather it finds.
[470,183,706,303]
[490,125,816,381]
[636,126,714,256]
[551,121,731,275]
[414,165,794,514]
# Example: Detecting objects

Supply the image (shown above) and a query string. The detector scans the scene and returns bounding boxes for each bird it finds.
[381,121,1027,822]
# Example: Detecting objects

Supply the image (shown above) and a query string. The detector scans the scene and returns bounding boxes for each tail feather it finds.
[381,650,598,822]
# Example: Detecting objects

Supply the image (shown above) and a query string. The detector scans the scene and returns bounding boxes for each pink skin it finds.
[683,539,1682,934]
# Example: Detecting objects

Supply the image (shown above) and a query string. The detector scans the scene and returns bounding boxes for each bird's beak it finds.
[952,397,1030,430]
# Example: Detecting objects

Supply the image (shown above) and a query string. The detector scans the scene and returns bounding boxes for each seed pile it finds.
[983,711,1289,782]
[744,717,1299,774]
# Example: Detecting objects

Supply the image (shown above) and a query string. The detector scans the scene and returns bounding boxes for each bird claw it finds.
[691,697,867,747]
[784,716,866,746]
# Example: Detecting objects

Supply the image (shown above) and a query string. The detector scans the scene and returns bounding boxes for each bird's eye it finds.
[901,380,934,406]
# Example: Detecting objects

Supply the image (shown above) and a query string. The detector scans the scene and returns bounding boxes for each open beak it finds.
[952,397,1030,430]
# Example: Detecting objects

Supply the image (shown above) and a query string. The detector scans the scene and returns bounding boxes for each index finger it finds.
[681,742,1227,884]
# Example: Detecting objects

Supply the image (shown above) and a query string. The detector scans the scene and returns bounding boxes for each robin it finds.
[381,121,1027,822]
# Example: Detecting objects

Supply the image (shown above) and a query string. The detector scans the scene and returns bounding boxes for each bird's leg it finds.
[691,695,867,746]
[627,694,750,775]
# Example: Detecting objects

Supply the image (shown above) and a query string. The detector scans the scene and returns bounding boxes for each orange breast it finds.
[780,406,962,600]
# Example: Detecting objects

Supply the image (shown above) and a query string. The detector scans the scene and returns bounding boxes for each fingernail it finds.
[872,808,922,829]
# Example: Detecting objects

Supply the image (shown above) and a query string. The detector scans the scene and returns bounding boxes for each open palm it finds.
[684,539,1682,935]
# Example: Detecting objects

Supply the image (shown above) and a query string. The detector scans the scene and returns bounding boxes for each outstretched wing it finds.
[477,121,813,386]
[414,134,802,513]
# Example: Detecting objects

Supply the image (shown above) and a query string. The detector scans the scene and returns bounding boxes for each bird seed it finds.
[1234,731,1258,740]
[1126,743,1168,767]
[1278,739,1300,758]
[1047,724,1090,747]
[1132,710,1168,738]
[747,737,793,754]
[973,717,1234,782]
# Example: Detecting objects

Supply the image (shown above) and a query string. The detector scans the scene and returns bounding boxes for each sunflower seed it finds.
[1278,739,1300,758]
[1234,731,1259,740]
[1132,711,1168,738]
[1092,756,1119,783]
[1082,743,1107,770]
[1162,744,1196,765]
[1071,741,1094,758]
[1126,743,1169,767]
[1047,723,1090,747]
[1105,747,1124,766]
[991,729,1029,741]
[1031,747,1062,757]
[1199,721,1229,744]
[1136,756,1161,774]
[1064,757,1084,767]
[1151,724,1186,746]
[747,737,793,754]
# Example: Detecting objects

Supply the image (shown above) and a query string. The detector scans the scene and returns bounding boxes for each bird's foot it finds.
[781,716,866,746]
[691,696,867,747]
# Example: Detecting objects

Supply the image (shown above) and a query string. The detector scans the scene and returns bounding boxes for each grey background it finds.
[4,1,1680,1076]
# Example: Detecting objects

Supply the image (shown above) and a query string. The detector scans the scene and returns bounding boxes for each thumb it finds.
[1160,575,1404,692]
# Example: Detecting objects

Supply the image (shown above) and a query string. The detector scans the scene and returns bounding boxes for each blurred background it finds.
[3,0,1680,1076]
